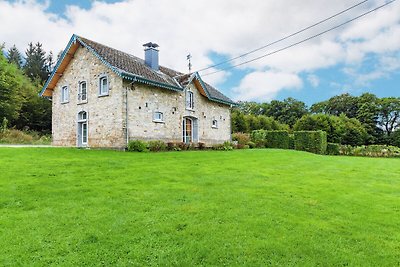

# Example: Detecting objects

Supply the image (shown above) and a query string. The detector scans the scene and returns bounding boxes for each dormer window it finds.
[212,119,218,128]
[61,85,69,103]
[78,81,87,102]
[186,91,194,110]
[99,75,109,96]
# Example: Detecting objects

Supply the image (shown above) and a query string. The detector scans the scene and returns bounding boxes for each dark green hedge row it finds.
[265,130,290,149]
[294,131,327,154]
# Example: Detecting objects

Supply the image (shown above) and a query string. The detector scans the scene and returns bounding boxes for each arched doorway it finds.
[183,117,198,143]
[77,111,88,147]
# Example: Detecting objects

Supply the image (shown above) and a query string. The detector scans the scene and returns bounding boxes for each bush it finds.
[248,141,256,149]
[176,142,189,151]
[326,143,340,155]
[265,130,289,149]
[212,141,234,151]
[339,144,400,157]
[198,142,206,150]
[127,140,148,152]
[232,132,250,145]
[250,130,266,148]
[0,129,51,145]
[148,140,167,152]
[294,131,327,154]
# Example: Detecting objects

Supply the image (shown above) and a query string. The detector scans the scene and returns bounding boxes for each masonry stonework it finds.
[51,45,231,148]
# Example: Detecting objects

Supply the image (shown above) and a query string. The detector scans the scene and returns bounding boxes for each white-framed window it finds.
[99,75,109,96]
[212,119,218,128]
[153,111,164,122]
[61,85,69,103]
[186,91,194,109]
[78,81,87,102]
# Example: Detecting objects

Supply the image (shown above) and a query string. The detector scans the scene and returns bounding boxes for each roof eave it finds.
[120,71,183,92]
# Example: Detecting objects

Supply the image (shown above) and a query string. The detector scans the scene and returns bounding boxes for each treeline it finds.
[232,95,400,147]
[0,42,55,132]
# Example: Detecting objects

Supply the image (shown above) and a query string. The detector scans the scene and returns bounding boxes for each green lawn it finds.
[0,148,399,266]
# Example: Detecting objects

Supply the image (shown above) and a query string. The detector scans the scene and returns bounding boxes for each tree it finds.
[23,42,49,83]
[231,111,248,133]
[6,45,22,68]
[311,93,358,118]
[294,113,368,146]
[356,93,382,144]
[378,97,400,136]
[266,97,308,127]
[0,52,24,122]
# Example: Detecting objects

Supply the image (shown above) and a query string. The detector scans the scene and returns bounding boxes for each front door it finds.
[183,117,192,143]
[77,111,88,147]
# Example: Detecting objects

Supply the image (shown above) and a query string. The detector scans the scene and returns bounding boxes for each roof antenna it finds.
[187,54,192,73]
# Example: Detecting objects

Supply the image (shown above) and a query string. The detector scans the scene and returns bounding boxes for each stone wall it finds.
[52,45,125,148]
[125,81,231,145]
[51,45,231,148]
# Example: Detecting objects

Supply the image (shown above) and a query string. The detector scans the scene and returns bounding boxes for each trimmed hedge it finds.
[265,130,290,149]
[294,131,327,154]
[326,143,340,155]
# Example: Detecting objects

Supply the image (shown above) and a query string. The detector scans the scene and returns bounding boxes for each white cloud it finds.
[0,0,399,101]
[307,74,320,88]
[233,71,302,101]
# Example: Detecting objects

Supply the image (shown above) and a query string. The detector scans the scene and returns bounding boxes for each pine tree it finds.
[23,42,48,83]
[6,45,22,68]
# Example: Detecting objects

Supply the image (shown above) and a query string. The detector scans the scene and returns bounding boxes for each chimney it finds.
[143,42,159,70]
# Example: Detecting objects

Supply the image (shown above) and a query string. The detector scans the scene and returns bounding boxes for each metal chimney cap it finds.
[143,42,159,48]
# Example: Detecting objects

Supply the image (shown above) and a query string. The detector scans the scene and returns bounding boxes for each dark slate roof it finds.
[76,35,235,105]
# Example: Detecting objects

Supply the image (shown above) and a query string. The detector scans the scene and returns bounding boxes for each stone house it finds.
[40,34,235,148]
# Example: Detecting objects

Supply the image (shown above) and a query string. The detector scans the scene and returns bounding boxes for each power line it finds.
[196,0,369,73]
[201,0,396,77]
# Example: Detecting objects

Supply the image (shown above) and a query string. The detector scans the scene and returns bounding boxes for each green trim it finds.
[194,72,237,106]
[120,71,183,92]
[39,34,78,96]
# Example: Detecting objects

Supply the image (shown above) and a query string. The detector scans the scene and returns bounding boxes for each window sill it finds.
[153,120,165,123]
[212,126,218,129]
[77,101,88,105]
[98,93,109,98]
[186,108,195,111]
[61,101,69,104]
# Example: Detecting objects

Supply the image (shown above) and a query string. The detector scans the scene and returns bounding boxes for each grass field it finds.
[0,148,399,266]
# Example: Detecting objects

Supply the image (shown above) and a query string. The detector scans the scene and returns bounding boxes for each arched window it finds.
[77,111,88,146]
[99,75,109,96]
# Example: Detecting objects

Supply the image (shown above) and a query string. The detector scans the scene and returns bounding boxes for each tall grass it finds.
[0,129,51,145]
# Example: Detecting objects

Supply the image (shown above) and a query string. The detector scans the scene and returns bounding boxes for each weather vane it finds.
[187,54,192,73]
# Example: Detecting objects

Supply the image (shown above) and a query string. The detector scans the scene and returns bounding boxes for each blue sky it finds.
[1,0,399,106]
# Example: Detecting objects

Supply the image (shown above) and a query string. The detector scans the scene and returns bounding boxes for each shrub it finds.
[127,140,148,152]
[176,142,189,151]
[250,130,266,148]
[326,143,340,155]
[198,142,206,150]
[294,131,327,154]
[148,140,167,152]
[232,132,250,145]
[167,142,176,151]
[265,130,290,149]
[339,144,400,157]
[212,141,234,151]
[248,141,256,149]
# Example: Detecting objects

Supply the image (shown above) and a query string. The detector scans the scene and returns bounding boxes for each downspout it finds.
[125,86,129,146]
[125,80,136,147]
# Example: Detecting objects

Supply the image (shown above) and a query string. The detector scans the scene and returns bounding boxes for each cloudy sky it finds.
[1,0,399,104]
